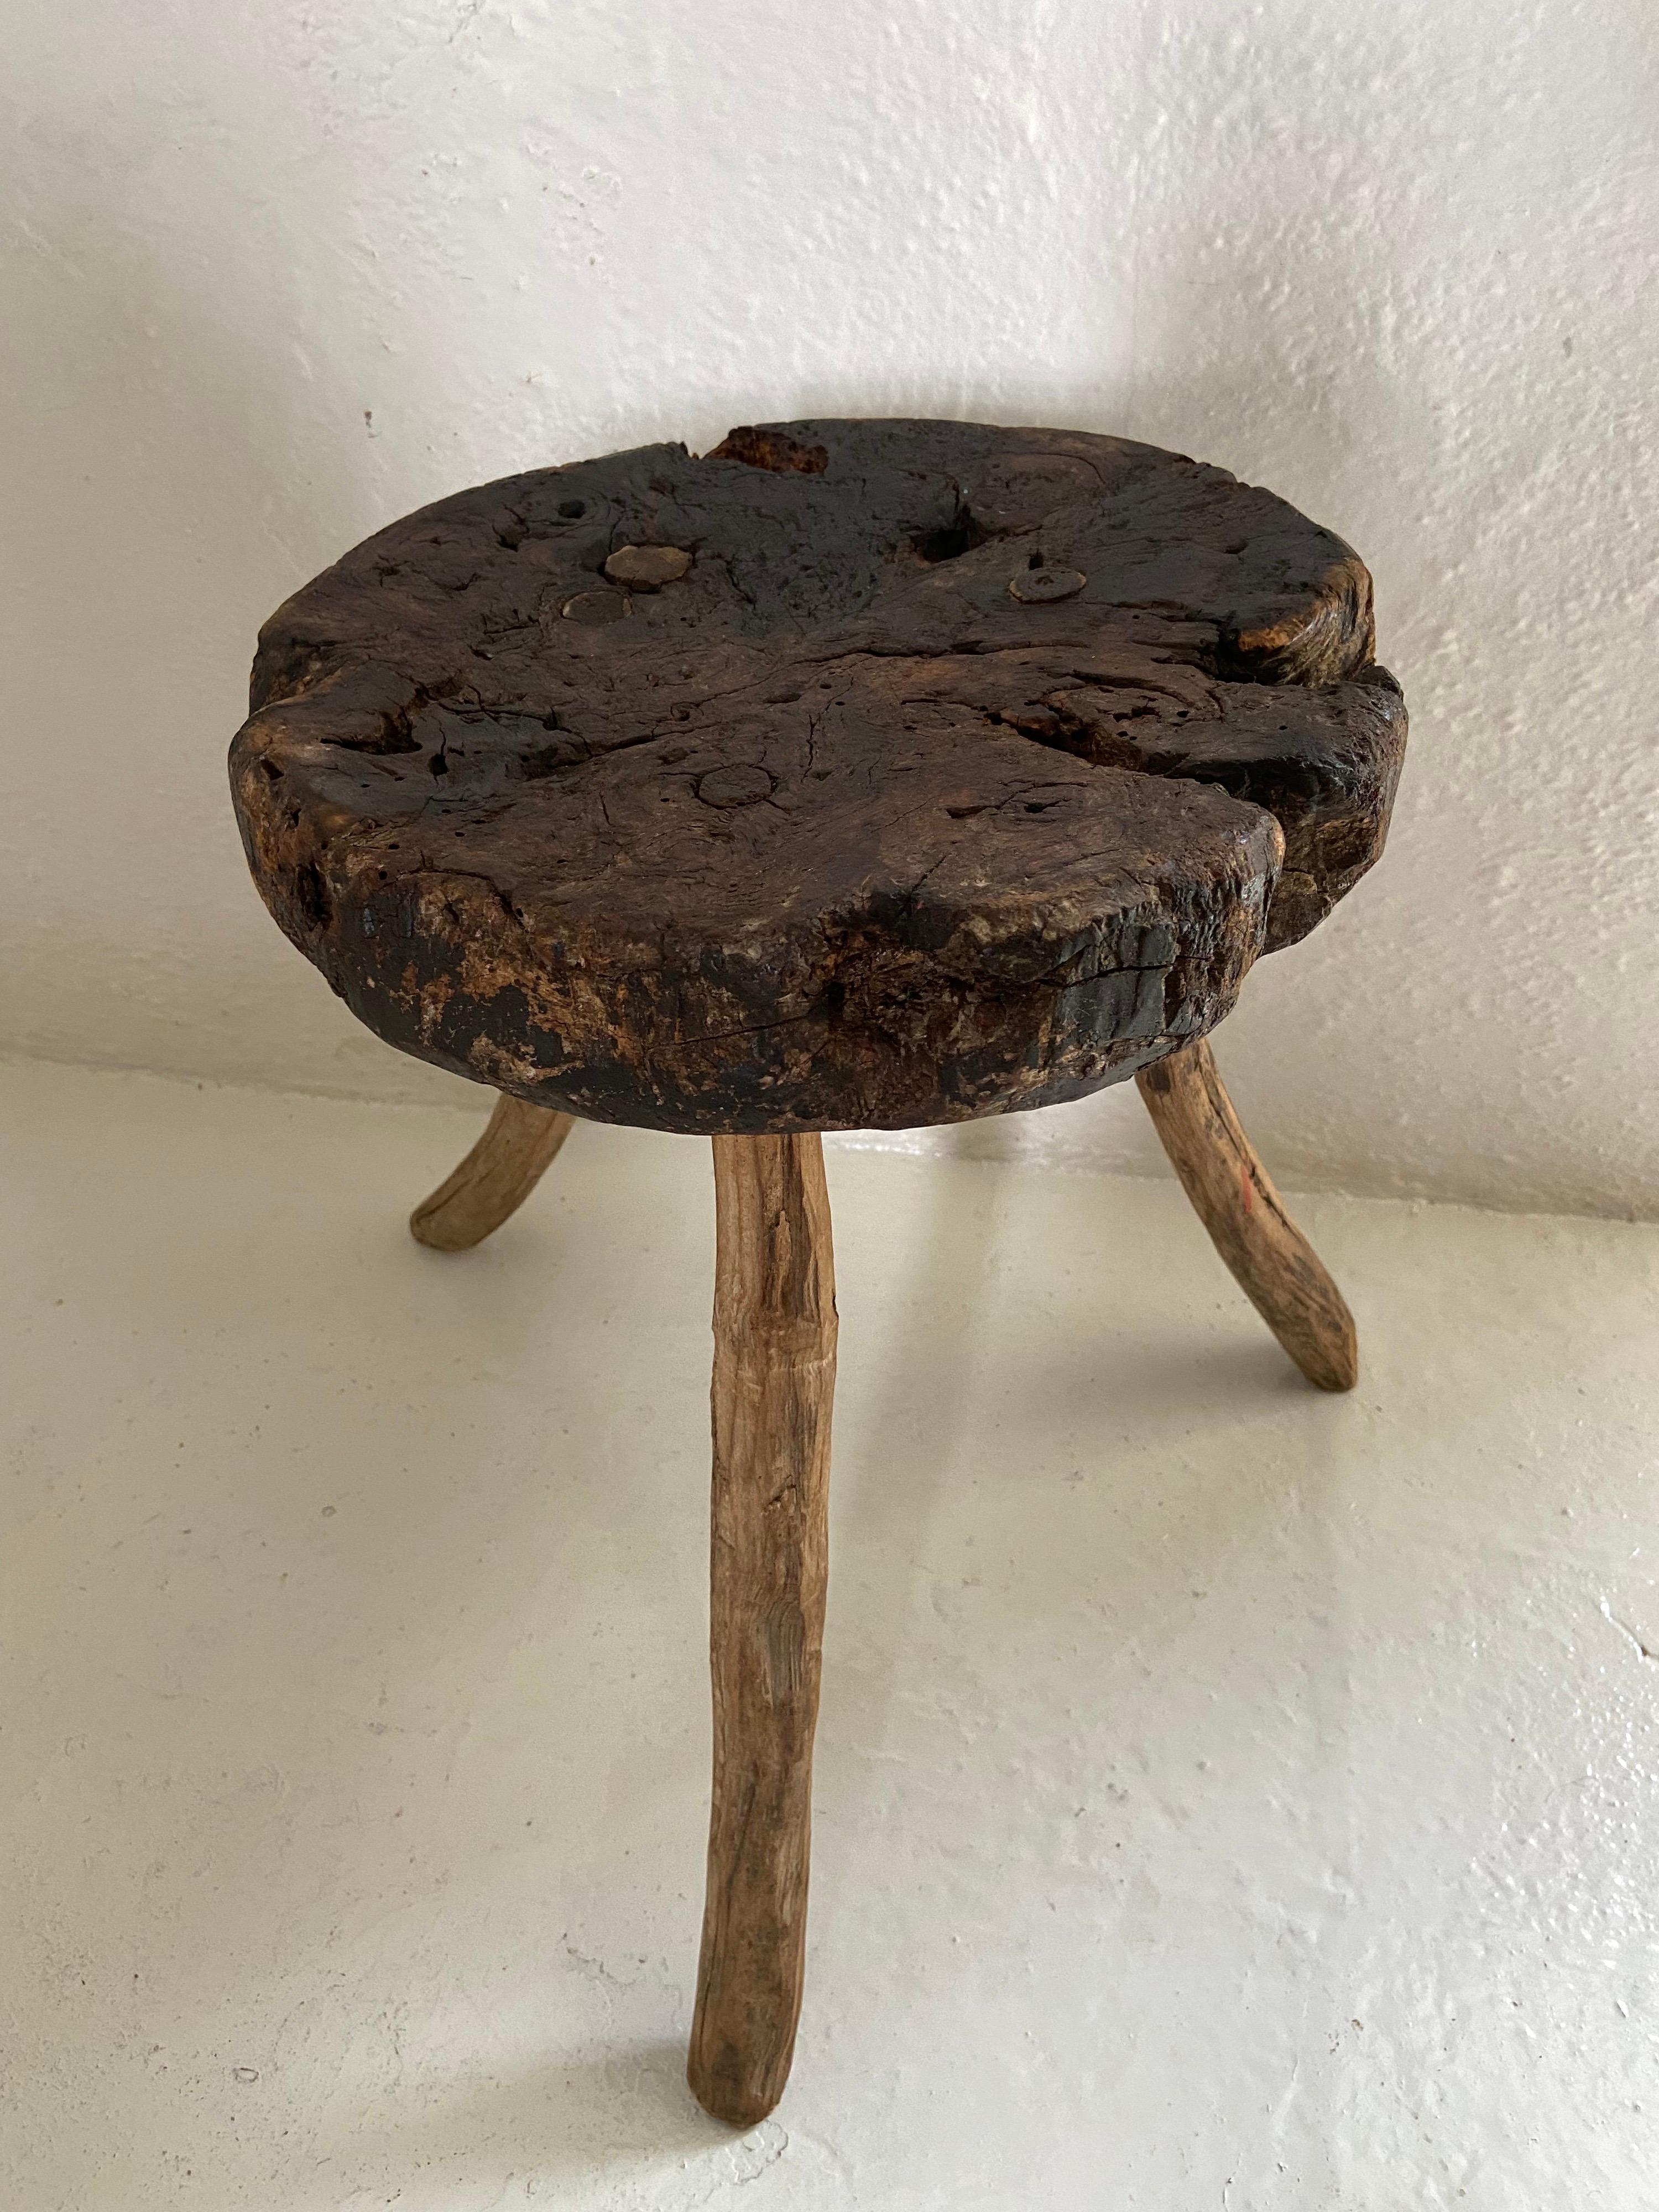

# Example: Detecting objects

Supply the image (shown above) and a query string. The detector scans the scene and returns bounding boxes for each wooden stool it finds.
[230,419,1406,2124]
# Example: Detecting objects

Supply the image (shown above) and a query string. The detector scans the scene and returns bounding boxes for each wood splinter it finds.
[409,1093,575,1251]
[1136,1038,1358,1392]
[689,1133,837,2127]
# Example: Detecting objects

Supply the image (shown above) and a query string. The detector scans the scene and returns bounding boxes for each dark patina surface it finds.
[230,419,1405,1133]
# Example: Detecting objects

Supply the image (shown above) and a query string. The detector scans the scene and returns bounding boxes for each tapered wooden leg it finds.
[408,1094,575,1251]
[688,1133,837,2127]
[1136,1037,1358,1392]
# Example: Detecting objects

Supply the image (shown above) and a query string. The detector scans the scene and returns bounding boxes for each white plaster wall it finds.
[3,1,1655,1214]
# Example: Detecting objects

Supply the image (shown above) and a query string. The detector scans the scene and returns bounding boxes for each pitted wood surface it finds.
[231,420,1405,1133]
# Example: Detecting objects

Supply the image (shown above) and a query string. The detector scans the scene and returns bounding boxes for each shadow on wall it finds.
[906,96,1434,1191]
[1073,0,1659,1222]
[1100,161,1440,1202]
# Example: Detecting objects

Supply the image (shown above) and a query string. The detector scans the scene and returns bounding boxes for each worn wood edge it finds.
[232,421,1403,1135]
[688,1133,837,2127]
[408,1093,575,1250]
[1136,1039,1358,1392]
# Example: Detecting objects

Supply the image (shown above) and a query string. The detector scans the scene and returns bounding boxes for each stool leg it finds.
[1136,1038,1358,1392]
[409,1093,574,1251]
[689,1133,837,2126]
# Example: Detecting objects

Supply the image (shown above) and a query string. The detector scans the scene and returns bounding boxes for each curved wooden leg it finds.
[408,1094,575,1251]
[689,1134,837,2127]
[1136,1038,1358,1392]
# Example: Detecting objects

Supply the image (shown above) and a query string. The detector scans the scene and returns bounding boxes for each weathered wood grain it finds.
[229,420,1405,1133]
[689,1132,837,2126]
[408,1092,575,1250]
[1136,1037,1358,1391]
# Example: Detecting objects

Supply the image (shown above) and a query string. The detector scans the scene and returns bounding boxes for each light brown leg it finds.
[688,1134,837,2127]
[409,1093,575,1251]
[1136,1037,1358,1392]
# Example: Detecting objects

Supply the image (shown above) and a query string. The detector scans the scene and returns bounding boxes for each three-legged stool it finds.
[231,418,1406,2123]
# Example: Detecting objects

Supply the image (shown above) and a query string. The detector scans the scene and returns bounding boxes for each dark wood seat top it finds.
[231,420,1405,1133]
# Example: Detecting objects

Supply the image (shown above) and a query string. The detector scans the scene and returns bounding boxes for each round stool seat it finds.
[231,420,1404,1133]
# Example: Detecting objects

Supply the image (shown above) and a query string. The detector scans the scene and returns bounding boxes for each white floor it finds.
[3,1060,1657,2211]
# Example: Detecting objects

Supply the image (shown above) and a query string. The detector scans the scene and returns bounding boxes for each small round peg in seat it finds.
[602,542,692,589]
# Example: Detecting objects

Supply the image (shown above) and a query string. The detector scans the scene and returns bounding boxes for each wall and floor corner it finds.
[1,0,1655,1217]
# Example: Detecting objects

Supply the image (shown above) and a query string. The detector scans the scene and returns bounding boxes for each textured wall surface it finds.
[3,1,1655,1213]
